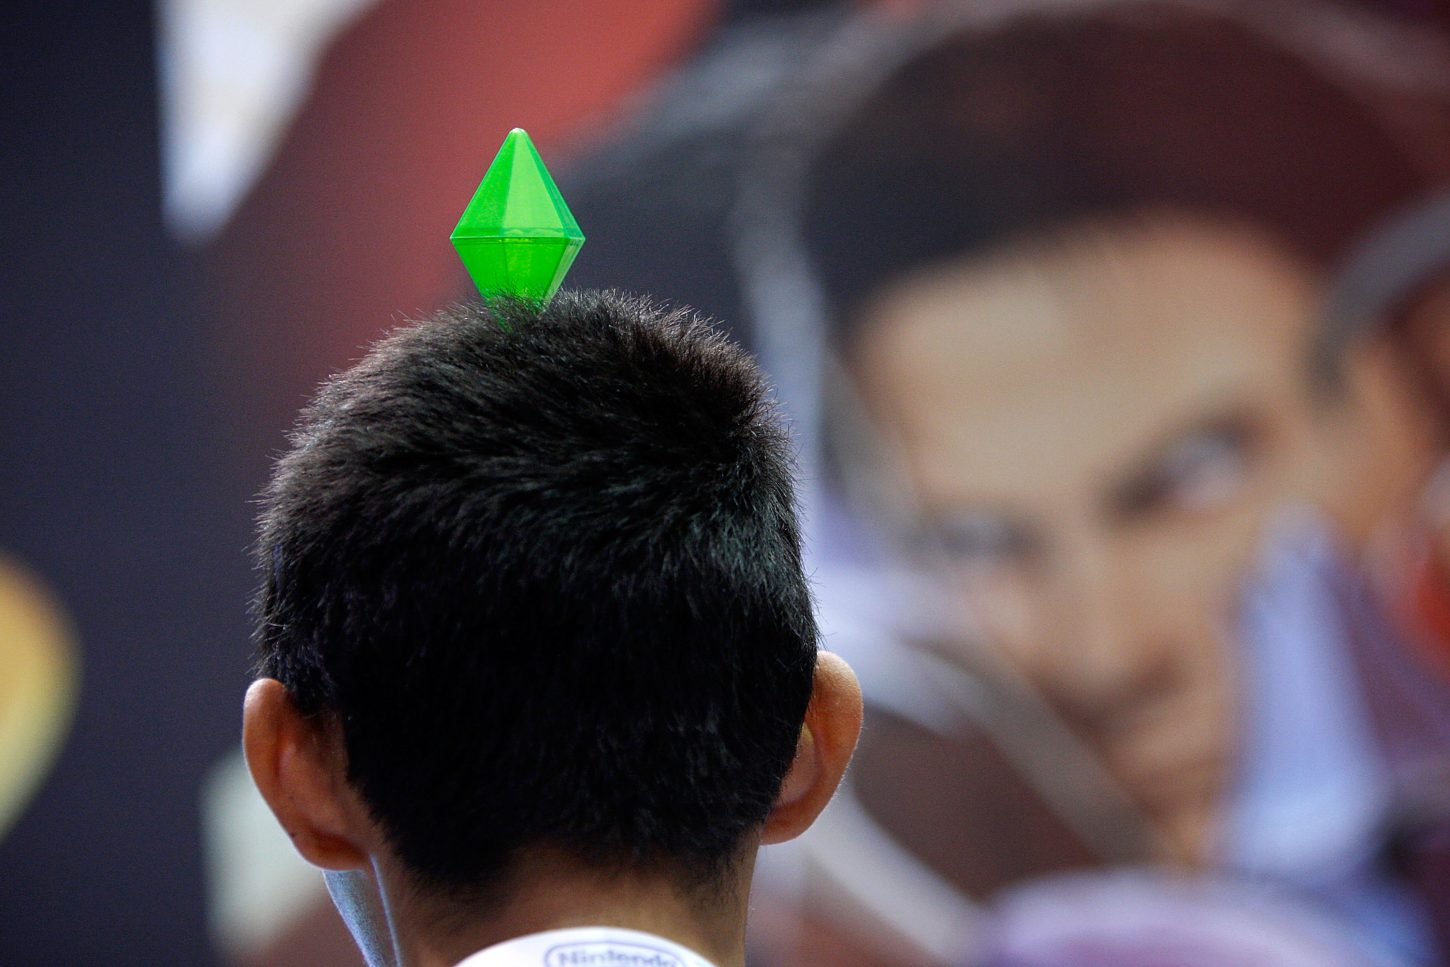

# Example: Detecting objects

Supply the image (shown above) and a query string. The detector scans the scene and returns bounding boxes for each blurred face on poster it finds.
[847,215,1325,862]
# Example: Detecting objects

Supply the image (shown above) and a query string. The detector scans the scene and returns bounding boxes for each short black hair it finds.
[253,290,818,897]
[803,5,1429,352]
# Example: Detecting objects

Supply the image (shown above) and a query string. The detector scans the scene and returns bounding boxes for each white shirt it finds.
[454,926,717,967]
[1229,514,1431,965]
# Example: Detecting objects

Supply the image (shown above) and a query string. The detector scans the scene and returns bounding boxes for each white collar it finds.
[454,925,717,967]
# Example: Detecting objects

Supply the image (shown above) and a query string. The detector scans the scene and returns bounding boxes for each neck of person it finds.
[359,845,756,967]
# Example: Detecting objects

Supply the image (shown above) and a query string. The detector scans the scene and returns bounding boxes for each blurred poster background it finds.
[5,0,1450,964]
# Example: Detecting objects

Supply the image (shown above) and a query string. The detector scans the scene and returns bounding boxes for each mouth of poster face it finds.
[0,554,79,842]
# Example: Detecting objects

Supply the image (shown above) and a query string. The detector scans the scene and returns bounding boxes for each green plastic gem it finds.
[451,128,585,304]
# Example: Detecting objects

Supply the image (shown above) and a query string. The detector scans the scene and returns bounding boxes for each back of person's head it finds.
[252,290,818,902]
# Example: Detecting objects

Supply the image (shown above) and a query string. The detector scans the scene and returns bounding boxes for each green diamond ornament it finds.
[451,128,585,304]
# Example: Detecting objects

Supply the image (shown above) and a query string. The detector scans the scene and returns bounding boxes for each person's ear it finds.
[762,651,863,844]
[242,678,371,871]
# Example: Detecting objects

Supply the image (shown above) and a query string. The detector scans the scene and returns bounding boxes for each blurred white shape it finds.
[157,0,379,241]
[202,751,329,958]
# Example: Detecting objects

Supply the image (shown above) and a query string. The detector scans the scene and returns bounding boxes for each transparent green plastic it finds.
[451,128,585,304]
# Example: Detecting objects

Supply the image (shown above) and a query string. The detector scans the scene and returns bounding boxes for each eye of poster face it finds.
[1106,410,1262,525]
